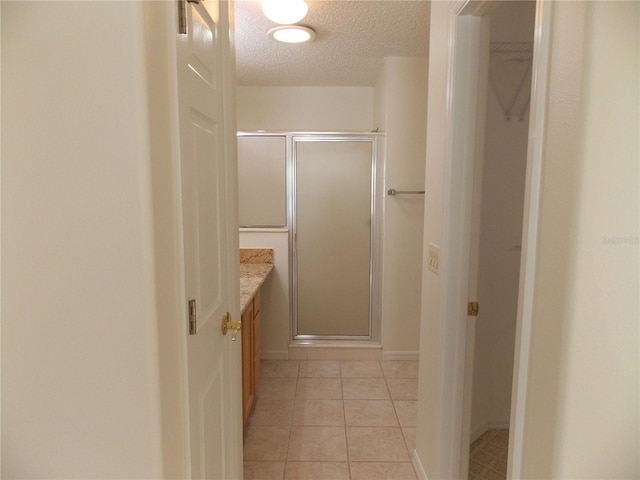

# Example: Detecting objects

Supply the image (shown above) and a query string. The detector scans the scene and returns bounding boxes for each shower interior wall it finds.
[237,59,427,358]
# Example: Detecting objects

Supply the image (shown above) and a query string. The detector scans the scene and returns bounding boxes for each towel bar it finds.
[387,188,425,196]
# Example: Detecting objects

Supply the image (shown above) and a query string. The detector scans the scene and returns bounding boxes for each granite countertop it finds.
[239,263,273,314]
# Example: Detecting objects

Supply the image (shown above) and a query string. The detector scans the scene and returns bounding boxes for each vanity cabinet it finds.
[242,291,261,425]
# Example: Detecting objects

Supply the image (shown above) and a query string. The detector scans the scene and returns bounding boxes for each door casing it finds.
[414,1,552,478]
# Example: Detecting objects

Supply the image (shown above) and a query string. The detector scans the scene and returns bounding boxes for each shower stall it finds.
[237,132,383,344]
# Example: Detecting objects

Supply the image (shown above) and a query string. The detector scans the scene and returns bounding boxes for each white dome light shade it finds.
[262,0,308,25]
[268,25,316,44]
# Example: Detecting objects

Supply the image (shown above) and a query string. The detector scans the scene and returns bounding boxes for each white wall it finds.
[470,1,535,438]
[236,86,374,131]
[1,2,169,477]
[415,3,452,477]
[519,2,639,477]
[239,230,290,358]
[374,57,428,356]
[1,3,193,478]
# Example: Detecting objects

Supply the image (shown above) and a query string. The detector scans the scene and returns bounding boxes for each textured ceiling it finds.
[234,0,431,86]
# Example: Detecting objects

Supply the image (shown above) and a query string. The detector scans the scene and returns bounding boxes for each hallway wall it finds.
[518,2,639,477]
[1,2,175,477]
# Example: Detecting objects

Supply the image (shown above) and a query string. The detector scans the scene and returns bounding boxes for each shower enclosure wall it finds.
[237,132,383,344]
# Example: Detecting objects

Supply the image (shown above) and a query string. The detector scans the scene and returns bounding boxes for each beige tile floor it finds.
[468,429,509,480]
[243,360,419,480]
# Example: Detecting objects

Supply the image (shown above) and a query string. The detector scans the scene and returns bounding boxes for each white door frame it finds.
[432,1,552,478]
[506,2,552,477]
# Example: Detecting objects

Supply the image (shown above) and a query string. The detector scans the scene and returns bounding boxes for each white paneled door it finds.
[176,1,240,478]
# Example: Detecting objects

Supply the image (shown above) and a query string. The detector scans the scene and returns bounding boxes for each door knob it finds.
[221,313,242,341]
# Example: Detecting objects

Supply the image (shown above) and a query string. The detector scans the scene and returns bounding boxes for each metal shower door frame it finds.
[289,132,384,343]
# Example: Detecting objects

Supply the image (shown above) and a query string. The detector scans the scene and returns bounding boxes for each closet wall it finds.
[470,1,536,438]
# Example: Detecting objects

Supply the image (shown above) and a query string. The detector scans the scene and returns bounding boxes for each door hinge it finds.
[467,301,479,317]
[178,0,202,35]
[188,298,197,335]
[178,0,187,35]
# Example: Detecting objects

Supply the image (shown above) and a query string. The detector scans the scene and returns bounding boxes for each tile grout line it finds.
[341,361,352,480]
[282,364,300,479]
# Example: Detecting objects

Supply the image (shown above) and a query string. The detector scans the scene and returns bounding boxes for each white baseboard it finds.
[470,416,510,443]
[261,350,289,360]
[382,351,420,361]
[411,448,428,480]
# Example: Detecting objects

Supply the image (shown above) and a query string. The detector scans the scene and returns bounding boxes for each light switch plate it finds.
[428,244,439,274]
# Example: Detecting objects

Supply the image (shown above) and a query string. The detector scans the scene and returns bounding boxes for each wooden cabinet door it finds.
[241,304,254,425]
[253,292,262,387]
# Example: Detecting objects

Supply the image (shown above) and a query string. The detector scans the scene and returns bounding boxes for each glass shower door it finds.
[294,139,374,338]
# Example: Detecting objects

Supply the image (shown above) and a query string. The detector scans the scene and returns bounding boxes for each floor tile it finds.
[469,429,509,480]
[469,459,486,478]
[295,378,342,399]
[346,427,409,462]
[243,425,290,461]
[342,378,390,399]
[483,442,504,456]
[394,400,417,427]
[481,469,506,480]
[284,461,350,480]
[248,398,294,426]
[287,426,348,461]
[471,450,494,466]
[261,360,300,378]
[244,356,424,479]
[243,461,285,480]
[402,427,417,453]
[494,460,508,474]
[298,360,341,378]
[292,399,344,426]
[256,377,298,399]
[386,378,418,400]
[340,360,384,377]
[381,360,419,378]
[344,400,398,426]
[350,461,417,480]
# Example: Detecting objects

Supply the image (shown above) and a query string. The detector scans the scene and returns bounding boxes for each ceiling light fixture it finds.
[262,0,309,25]
[268,25,316,44]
